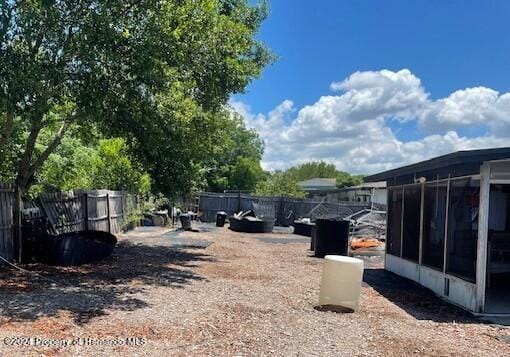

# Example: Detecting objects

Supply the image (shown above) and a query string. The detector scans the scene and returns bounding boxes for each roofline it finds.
[364,147,510,182]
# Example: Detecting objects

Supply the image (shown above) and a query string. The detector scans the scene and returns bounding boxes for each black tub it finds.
[229,216,275,233]
[293,221,315,237]
[34,230,117,266]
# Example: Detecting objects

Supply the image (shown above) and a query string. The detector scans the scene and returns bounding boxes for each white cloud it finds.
[330,69,428,121]
[231,69,510,174]
[418,87,499,133]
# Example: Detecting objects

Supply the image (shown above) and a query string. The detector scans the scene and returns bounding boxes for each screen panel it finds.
[446,178,480,282]
[387,187,403,256]
[422,181,448,270]
[402,184,421,262]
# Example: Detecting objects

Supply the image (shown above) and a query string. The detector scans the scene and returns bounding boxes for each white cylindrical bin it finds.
[318,255,364,312]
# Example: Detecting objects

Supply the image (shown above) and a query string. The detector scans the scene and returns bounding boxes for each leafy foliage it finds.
[255,172,306,198]
[286,161,339,181]
[227,157,264,191]
[205,112,264,192]
[32,135,98,194]
[336,171,364,188]
[283,160,364,189]
[92,138,151,194]
[0,0,272,197]
[31,136,151,196]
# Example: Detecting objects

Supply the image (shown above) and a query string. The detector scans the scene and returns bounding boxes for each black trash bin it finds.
[310,225,317,251]
[180,213,192,231]
[216,211,228,227]
[314,218,349,258]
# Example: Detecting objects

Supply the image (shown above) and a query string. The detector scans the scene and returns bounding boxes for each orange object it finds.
[350,238,383,250]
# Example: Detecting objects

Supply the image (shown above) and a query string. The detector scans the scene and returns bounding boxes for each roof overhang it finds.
[364,147,510,187]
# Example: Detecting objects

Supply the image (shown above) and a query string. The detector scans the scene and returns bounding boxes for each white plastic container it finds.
[318,255,364,312]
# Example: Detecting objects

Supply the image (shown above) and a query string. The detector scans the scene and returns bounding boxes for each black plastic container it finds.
[180,214,192,230]
[310,225,317,251]
[22,215,50,263]
[293,221,315,237]
[216,211,228,227]
[314,219,349,258]
[229,217,275,233]
[34,231,117,266]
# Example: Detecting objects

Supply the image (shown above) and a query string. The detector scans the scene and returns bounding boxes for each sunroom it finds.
[365,147,510,315]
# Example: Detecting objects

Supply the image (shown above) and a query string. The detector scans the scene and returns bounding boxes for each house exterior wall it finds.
[373,189,387,205]
[385,254,478,312]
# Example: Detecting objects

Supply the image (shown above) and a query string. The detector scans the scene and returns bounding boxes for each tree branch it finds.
[16,119,43,187]
[26,118,73,181]
[0,111,14,149]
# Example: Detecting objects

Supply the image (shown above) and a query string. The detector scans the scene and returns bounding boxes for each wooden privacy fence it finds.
[39,190,138,235]
[0,183,14,262]
[0,185,138,263]
[199,192,369,226]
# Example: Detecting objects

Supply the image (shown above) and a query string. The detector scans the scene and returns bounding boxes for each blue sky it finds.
[232,1,510,173]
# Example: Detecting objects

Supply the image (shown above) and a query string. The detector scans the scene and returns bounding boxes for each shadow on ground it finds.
[363,268,479,324]
[0,241,213,325]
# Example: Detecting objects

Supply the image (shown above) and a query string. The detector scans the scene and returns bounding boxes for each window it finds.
[387,187,403,256]
[446,178,480,282]
[402,184,421,262]
[422,181,448,270]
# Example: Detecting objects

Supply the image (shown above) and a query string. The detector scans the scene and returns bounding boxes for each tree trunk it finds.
[12,114,73,262]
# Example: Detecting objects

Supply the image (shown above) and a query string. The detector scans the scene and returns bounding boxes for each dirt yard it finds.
[0,224,509,356]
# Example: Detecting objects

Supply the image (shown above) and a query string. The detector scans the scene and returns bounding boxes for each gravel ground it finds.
[0,224,509,356]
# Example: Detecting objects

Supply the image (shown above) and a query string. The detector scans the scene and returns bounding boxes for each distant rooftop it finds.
[298,178,337,191]
[345,181,386,190]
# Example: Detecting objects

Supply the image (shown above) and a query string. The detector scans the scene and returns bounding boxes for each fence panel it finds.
[40,189,134,234]
[86,192,109,232]
[198,192,371,226]
[0,183,14,261]
[199,193,242,222]
[39,191,86,234]
[109,192,124,234]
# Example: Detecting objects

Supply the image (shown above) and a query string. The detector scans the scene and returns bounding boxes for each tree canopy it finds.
[204,112,264,192]
[31,135,151,196]
[286,161,338,181]
[283,161,364,188]
[0,0,272,197]
[336,171,364,188]
[255,172,306,198]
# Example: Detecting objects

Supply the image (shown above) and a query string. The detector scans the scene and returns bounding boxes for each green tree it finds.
[31,136,151,195]
[255,172,306,198]
[286,161,338,181]
[336,172,364,188]
[205,112,264,192]
[228,157,264,191]
[281,161,364,188]
[32,135,98,194]
[0,0,272,197]
[92,138,151,194]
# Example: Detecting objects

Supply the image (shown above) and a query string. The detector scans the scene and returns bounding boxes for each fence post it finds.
[106,192,111,233]
[279,196,284,226]
[83,192,89,231]
[13,185,22,263]
[120,192,125,229]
